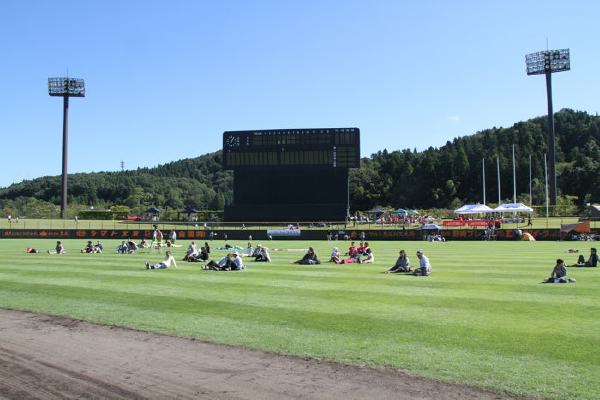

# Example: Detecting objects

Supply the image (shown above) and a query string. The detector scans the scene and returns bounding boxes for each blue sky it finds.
[1,0,598,187]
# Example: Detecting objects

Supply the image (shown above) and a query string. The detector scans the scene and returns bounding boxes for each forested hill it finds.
[350,109,600,210]
[0,152,233,216]
[1,108,599,216]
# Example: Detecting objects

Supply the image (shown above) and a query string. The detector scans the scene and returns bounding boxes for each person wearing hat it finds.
[413,250,432,276]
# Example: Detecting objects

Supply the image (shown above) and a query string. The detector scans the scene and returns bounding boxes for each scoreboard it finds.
[223,128,360,169]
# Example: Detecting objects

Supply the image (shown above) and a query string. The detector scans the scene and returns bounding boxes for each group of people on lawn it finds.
[543,247,597,283]
[33,238,598,283]
[145,239,434,275]
[330,241,375,264]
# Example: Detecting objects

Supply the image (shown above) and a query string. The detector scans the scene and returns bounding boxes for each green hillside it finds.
[1,108,599,217]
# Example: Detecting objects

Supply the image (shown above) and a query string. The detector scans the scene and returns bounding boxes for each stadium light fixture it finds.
[525,49,570,206]
[48,77,86,219]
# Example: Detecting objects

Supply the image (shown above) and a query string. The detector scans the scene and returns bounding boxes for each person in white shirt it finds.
[146,251,177,269]
[254,246,271,262]
[231,252,245,270]
[183,241,199,261]
[204,252,245,271]
[413,250,431,276]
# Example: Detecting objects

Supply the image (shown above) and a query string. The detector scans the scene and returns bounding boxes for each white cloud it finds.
[448,115,460,122]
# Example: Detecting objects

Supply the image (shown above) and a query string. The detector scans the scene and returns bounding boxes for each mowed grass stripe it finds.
[2,239,600,399]
[2,274,599,367]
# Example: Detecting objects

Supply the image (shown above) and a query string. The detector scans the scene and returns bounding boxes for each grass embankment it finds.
[1,239,599,399]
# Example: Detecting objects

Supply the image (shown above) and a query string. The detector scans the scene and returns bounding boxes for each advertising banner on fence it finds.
[266,229,301,237]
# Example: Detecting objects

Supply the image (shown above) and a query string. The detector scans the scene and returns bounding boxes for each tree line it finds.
[1,109,599,218]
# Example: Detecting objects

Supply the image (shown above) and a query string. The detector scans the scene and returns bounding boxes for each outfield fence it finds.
[1,215,599,231]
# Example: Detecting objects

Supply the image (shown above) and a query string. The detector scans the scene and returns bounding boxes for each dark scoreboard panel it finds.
[223,128,360,169]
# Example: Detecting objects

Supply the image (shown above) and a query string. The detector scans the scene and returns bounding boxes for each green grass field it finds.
[1,238,599,399]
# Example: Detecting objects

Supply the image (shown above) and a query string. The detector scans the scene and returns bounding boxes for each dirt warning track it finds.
[0,309,521,400]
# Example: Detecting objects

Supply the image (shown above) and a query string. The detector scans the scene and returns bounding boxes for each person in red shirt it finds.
[346,241,358,257]
[357,242,366,255]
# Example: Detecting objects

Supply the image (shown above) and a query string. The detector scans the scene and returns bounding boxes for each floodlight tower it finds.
[48,77,85,219]
[525,49,570,205]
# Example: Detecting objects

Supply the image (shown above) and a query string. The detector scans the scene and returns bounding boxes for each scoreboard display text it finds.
[223,128,360,169]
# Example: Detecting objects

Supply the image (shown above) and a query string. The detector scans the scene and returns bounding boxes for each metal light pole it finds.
[48,77,85,219]
[526,49,570,205]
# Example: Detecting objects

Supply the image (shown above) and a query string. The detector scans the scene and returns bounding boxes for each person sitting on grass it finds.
[345,241,358,257]
[543,259,575,283]
[81,240,96,253]
[251,244,263,258]
[47,241,65,255]
[94,241,104,253]
[245,242,253,256]
[146,250,177,270]
[413,250,431,276]
[357,242,366,255]
[254,245,271,262]
[361,244,375,264]
[187,245,209,262]
[293,247,320,265]
[183,241,199,261]
[330,247,341,263]
[26,247,39,254]
[385,250,411,273]
[584,248,597,267]
[335,248,362,264]
[126,239,138,253]
[139,238,149,249]
[117,241,129,254]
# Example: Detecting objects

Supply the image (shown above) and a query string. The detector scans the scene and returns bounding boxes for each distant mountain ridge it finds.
[1,108,599,217]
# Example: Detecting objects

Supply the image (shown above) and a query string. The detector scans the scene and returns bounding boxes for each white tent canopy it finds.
[493,203,534,213]
[454,204,494,214]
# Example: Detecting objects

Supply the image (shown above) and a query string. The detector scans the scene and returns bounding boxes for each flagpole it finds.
[497,156,501,204]
[512,144,517,204]
[529,155,532,206]
[482,158,486,204]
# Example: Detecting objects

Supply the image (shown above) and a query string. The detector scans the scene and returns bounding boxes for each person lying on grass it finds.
[47,241,65,255]
[385,250,411,273]
[146,250,177,270]
[543,259,575,283]
[203,252,245,271]
[293,247,321,265]
[413,250,431,276]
